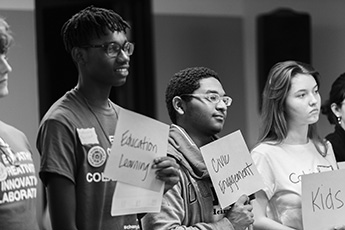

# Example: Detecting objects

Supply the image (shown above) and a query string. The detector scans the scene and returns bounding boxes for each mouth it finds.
[213,114,226,121]
[115,67,129,74]
[309,109,319,114]
[0,78,7,84]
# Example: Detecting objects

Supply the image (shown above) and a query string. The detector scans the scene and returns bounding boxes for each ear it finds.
[330,102,341,117]
[172,96,185,115]
[71,47,86,65]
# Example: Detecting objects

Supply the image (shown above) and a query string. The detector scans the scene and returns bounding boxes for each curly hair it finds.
[0,17,13,54]
[321,73,345,125]
[61,5,130,53]
[165,67,220,124]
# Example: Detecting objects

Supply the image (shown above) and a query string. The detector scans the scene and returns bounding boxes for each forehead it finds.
[89,30,127,44]
[195,77,224,93]
[290,73,317,92]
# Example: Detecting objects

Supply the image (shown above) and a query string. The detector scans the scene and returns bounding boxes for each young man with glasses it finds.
[141,67,254,230]
[36,6,179,230]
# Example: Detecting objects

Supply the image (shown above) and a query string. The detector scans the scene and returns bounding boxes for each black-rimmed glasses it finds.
[81,41,134,58]
[181,93,232,107]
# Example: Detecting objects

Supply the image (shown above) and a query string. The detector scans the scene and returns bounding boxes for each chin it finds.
[308,116,319,124]
[114,79,127,87]
[0,90,9,98]
[211,125,223,134]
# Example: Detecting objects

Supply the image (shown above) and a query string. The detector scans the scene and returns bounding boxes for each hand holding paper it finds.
[153,156,180,193]
[225,194,254,229]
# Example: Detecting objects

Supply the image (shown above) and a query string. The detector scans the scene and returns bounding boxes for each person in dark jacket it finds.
[321,73,345,162]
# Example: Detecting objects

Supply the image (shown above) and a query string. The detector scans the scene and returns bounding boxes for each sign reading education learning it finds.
[200,130,264,209]
[104,108,169,192]
[302,169,345,230]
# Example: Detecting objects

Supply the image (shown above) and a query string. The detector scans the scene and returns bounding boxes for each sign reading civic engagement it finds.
[302,169,345,230]
[104,108,169,192]
[200,130,264,209]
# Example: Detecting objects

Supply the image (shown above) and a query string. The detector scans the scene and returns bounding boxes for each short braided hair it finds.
[61,5,130,53]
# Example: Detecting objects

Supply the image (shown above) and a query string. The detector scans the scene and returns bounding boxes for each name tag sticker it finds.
[77,128,99,145]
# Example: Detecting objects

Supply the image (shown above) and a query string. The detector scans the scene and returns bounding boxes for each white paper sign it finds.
[104,108,169,192]
[338,161,345,170]
[200,130,264,208]
[111,181,163,216]
[302,169,345,230]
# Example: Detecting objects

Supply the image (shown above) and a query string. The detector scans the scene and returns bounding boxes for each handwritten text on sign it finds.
[104,108,169,192]
[201,130,264,208]
[302,169,345,230]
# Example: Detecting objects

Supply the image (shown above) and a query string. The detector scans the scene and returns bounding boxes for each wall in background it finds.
[1,0,34,10]
[2,0,345,149]
[242,0,345,147]
[153,14,246,138]
[153,0,345,148]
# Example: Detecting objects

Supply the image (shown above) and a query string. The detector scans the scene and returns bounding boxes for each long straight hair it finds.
[258,60,327,156]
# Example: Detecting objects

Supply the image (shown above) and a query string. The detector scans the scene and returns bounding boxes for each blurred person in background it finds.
[321,73,345,162]
[0,16,40,230]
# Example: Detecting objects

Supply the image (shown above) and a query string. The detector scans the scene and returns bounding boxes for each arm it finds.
[252,190,295,230]
[46,173,78,230]
[141,174,234,230]
[37,120,79,230]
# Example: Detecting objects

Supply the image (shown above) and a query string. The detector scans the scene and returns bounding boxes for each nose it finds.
[116,49,130,63]
[216,99,228,111]
[0,56,12,74]
[309,93,318,105]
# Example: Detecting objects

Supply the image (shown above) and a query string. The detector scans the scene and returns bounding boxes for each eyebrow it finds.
[294,84,318,94]
[204,90,227,96]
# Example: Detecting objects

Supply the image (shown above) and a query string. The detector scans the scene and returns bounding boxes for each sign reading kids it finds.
[302,169,345,230]
[200,130,264,209]
[104,108,169,192]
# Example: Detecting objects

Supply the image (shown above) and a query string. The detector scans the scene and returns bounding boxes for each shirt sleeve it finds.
[251,148,276,199]
[37,119,78,186]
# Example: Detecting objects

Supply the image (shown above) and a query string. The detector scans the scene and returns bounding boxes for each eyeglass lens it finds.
[108,42,134,57]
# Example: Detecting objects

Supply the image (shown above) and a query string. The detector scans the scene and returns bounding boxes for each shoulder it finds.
[0,120,27,139]
[326,132,343,146]
[251,142,281,155]
[40,90,88,126]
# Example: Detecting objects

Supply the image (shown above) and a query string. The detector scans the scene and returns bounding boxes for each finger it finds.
[156,165,180,178]
[244,203,253,211]
[235,194,249,205]
[157,174,179,184]
[153,157,179,169]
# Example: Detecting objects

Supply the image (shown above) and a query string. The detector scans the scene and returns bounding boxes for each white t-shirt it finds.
[251,140,337,230]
